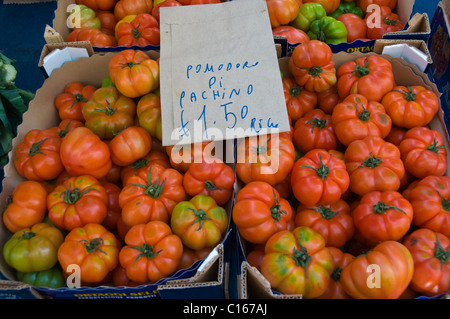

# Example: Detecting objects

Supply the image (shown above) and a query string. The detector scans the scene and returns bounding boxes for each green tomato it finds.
[329,2,364,19]
[17,266,67,289]
[70,4,101,30]
[307,16,348,45]
[3,223,64,273]
[291,2,327,33]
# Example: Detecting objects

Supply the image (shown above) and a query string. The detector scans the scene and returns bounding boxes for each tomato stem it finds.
[312,206,338,220]
[270,190,288,222]
[355,103,371,122]
[306,118,328,132]
[331,266,342,282]
[289,85,301,106]
[372,201,407,215]
[360,153,383,168]
[58,120,72,138]
[290,239,311,279]
[19,231,36,240]
[128,243,162,264]
[308,66,323,78]
[437,192,450,211]
[434,234,450,269]
[427,138,445,154]
[79,238,107,255]
[94,99,116,116]
[301,153,329,180]
[383,17,399,26]
[394,86,416,102]
[72,93,88,106]
[353,58,370,78]
[205,180,221,191]
[129,166,166,199]
[28,138,47,157]
[187,207,212,231]
[132,23,141,39]
[61,184,96,205]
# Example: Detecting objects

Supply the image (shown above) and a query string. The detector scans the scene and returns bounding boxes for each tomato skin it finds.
[260,226,334,298]
[66,28,117,47]
[3,223,64,273]
[14,129,64,182]
[245,244,265,271]
[317,247,355,299]
[108,50,159,98]
[17,266,66,288]
[82,86,136,140]
[165,141,211,173]
[337,55,394,102]
[96,10,117,36]
[337,13,367,42]
[340,241,414,299]
[171,195,229,250]
[353,190,413,242]
[232,181,294,245]
[403,228,450,297]
[119,164,186,227]
[100,181,122,233]
[50,119,85,139]
[408,176,450,239]
[385,125,408,146]
[381,85,440,128]
[47,175,108,231]
[289,40,337,93]
[291,149,350,207]
[365,6,404,39]
[303,0,340,14]
[57,223,121,283]
[331,93,392,147]
[109,126,152,166]
[76,0,118,11]
[266,0,300,28]
[117,13,160,47]
[60,127,112,179]
[114,0,153,20]
[3,181,48,233]
[295,199,355,248]
[283,76,317,123]
[120,149,170,185]
[358,0,397,12]
[152,0,182,22]
[272,26,310,45]
[183,157,235,206]
[55,82,96,122]
[136,92,162,141]
[236,133,296,186]
[398,126,447,179]
[344,136,405,196]
[317,85,341,114]
[119,220,183,283]
[178,246,212,270]
[293,109,340,154]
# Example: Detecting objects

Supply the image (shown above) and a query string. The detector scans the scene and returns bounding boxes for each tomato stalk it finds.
[271,190,288,222]
[187,208,212,231]
[427,138,445,154]
[130,167,166,199]
[61,185,96,205]
[289,85,301,105]
[372,201,407,215]
[331,266,342,282]
[205,180,221,191]
[128,243,162,264]
[301,153,330,181]
[57,120,73,138]
[383,17,399,26]
[312,206,338,219]
[94,99,116,116]
[394,87,416,101]
[352,59,370,78]
[249,136,272,155]
[434,234,450,270]
[132,23,141,39]
[290,239,311,278]
[355,103,371,122]
[360,153,383,168]
[28,138,47,157]
[307,66,323,78]
[79,238,107,255]
[71,93,88,107]
[437,192,450,211]
[18,231,36,240]
[306,118,328,132]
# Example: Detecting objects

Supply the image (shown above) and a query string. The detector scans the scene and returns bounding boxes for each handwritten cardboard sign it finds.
[159,0,290,146]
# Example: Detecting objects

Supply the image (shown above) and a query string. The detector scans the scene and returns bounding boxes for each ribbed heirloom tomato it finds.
[340,241,414,299]
[331,93,392,146]
[82,86,136,139]
[408,176,450,238]
[57,223,121,284]
[236,132,296,186]
[114,0,153,20]
[116,13,160,47]
[260,226,335,298]
[344,136,405,196]
[108,49,159,98]
[119,164,186,227]
[403,228,450,297]
[14,129,64,182]
[398,126,447,179]
[317,247,355,299]
[352,190,413,242]
[266,0,300,28]
[3,223,64,273]
[282,76,317,123]
[366,6,404,39]
[337,55,394,102]
[119,220,183,283]
[54,82,96,122]
[171,195,229,250]
[60,127,112,179]
[303,0,340,14]
[295,199,355,248]
[109,126,152,166]
[289,40,337,93]
[3,181,47,233]
[232,181,294,245]
[272,26,310,45]
[136,92,162,141]
[151,0,182,22]
[47,175,108,231]
[381,85,440,128]
[291,149,350,206]
[182,157,235,206]
[66,28,117,47]
[77,0,118,11]
[120,149,170,184]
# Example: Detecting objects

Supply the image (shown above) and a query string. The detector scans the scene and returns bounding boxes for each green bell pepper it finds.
[17,266,67,289]
[307,16,348,45]
[291,2,327,33]
[329,1,364,19]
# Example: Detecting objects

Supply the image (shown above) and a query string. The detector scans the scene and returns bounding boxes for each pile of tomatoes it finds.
[65,0,223,48]
[2,49,234,289]
[233,40,450,299]
[270,0,404,45]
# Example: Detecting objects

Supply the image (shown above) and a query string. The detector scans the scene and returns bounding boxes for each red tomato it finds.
[337,13,367,42]
[272,25,310,44]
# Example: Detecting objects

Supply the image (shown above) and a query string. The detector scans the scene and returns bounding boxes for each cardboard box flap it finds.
[398,13,431,35]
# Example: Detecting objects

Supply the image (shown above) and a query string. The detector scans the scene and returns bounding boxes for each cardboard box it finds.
[0,50,234,299]
[283,0,430,55]
[428,0,450,135]
[235,51,449,300]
